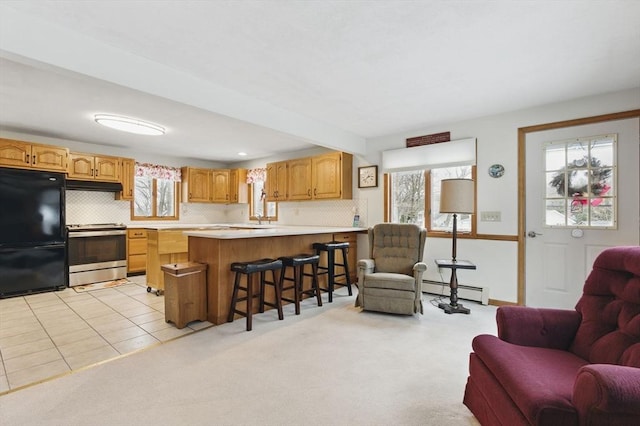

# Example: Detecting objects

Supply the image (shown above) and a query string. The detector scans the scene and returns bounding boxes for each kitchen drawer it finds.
[128,238,147,255]
[128,229,147,239]
[333,232,357,243]
[128,254,147,273]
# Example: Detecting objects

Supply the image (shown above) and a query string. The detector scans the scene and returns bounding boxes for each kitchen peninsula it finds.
[184,225,366,324]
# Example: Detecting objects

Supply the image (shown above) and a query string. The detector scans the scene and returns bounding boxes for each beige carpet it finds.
[0,290,495,425]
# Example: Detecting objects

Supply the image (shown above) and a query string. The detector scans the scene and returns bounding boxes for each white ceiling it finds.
[1,1,639,164]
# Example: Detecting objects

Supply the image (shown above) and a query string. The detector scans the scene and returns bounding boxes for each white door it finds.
[525,117,639,309]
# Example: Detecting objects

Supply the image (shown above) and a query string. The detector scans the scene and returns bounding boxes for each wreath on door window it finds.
[549,156,612,197]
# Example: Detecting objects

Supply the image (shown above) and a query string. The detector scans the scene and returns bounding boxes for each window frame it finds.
[131,176,180,221]
[248,181,278,222]
[384,165,477,238]
[543,134,617,229]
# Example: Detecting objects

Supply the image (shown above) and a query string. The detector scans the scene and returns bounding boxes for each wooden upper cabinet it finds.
[0,138,68,172]
[229,168,248,204]
[288,157,313,200]
[211,169,230,203]
[265,161,288,201]
[312,152,353,200]
[117,157,135,200]
[181,167,212,203]
[68,153,120,182]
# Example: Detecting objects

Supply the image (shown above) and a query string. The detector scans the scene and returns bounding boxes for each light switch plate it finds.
[481,211,501,222]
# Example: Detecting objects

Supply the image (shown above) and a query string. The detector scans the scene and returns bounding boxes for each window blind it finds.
[381,138,476,172]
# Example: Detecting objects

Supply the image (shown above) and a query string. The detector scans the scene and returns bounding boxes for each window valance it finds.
[246,167,266,184]
[135,162,182,181]
[381,138,476,172]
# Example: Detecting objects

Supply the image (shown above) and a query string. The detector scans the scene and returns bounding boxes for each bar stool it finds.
[278,253,323,315]
[312,241,353,303]
[227,258,283,331]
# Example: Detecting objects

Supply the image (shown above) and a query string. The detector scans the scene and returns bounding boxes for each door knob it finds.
[527,231,543,238]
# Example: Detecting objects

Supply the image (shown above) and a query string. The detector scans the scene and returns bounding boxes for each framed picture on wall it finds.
[358,165,378,188]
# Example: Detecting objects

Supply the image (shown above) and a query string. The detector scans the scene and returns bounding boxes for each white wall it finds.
[357,88,640,303]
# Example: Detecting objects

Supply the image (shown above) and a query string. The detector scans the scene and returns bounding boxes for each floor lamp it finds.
[438,178,475,314]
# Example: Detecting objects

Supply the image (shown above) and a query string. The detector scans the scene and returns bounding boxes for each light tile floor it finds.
[0,275,212,393]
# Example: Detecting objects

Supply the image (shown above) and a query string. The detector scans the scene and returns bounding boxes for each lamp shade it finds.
[440,179,474,214]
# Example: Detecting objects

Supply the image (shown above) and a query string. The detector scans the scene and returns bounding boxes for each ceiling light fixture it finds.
[94,114,165,136]
[238,152,248,156]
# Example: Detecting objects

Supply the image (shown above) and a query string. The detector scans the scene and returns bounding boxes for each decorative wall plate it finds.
[488,164,505,178]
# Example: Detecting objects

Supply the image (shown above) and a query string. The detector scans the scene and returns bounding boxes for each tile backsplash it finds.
[65,191,370,228]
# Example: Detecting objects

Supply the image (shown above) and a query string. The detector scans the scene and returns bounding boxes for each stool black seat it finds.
[278,253,322,315]
[312,241,353,303]
[228,258,283,331]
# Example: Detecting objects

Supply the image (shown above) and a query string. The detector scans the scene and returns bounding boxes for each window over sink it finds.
[132,162,180,220]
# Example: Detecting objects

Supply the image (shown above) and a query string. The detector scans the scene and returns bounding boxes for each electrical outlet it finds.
[480,211,501,222]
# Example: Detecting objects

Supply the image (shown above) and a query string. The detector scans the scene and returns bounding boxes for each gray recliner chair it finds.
[355,223,427,315]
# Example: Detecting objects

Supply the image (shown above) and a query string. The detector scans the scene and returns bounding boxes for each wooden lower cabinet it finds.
[127,228,147,274]
[146,229,190,294]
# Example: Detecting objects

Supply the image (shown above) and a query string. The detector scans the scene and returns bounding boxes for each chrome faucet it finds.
[256,213,262,225]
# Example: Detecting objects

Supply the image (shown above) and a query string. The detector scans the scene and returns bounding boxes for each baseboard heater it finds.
[422,280,490,305]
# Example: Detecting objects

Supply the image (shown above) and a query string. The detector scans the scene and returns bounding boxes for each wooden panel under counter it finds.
[189,232,335,325]
[146,229,190,294]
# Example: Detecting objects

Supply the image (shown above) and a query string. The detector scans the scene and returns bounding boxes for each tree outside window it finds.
[387,165,475,235]
[390,170,425,225]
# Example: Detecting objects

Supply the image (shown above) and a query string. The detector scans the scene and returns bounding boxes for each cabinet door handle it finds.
[25,154,30,164]
[314,188,317,196]
[307,189,311,196]
[32,155,36,164]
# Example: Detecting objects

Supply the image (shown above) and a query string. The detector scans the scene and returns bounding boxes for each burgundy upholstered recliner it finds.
[463,246,640,425]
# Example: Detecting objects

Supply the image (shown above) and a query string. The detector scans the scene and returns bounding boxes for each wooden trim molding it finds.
[517,109,640,306]
[488,299,519,307]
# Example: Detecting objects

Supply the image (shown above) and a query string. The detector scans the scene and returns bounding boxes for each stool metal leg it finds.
[311,262,323,306]
[273,269,284,320]
[258,270,266,313]
[327,249,335,302]
[227,272,241,323]
[293,265,302,315]
[246,273,253,331]
[341,247,353,296]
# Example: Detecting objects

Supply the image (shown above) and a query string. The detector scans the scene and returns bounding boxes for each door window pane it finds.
[544,134,616,228]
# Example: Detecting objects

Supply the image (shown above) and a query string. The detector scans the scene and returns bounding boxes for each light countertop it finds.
[183,225,367,239]
[139,223,279,230]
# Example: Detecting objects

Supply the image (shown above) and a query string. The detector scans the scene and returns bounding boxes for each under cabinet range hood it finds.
[66,180,123,192]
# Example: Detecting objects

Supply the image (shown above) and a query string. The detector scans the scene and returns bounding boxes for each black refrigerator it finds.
[0,167,67,297]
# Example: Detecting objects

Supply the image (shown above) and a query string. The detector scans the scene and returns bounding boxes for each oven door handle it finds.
[68,230,126,238]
